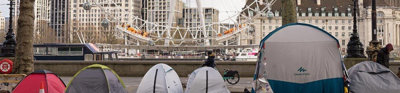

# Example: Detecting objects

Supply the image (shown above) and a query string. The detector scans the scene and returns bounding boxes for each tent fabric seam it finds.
[102,67,111,92]
[267,77,344,84]
[45,73,49,93]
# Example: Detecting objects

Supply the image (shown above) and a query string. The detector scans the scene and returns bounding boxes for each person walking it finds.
[203,51,216,68]
[377,43,393,68]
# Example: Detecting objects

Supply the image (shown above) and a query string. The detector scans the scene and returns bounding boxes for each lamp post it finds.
[345,0,366,58]
[366,0,381,61]
[1,0,16,57]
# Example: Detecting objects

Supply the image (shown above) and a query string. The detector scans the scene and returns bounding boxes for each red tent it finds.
[13,70,66,93]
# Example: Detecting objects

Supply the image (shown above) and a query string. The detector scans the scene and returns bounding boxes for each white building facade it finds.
[183,7,219,45]
[0,14,5,32]
[241,0,400,55]
[69,0,141,43]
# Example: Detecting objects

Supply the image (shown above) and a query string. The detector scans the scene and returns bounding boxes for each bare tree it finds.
[0,31,6,42]
[14,0,35,74]
[34,20,56,44]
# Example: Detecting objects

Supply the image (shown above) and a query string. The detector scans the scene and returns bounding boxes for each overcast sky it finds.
[182,0,246,23]
[0,0,246,23]
[0,0,9,17]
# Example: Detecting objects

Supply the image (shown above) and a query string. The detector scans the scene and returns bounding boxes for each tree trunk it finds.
[14,0,35,74]
[282,0,297,25]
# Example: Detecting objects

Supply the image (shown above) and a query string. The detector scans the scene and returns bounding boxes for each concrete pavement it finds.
[60,77,252,93]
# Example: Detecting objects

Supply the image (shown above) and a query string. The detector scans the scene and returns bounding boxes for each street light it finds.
[366,0,381,61]
[1,0,16,57]
[345,0,366,58]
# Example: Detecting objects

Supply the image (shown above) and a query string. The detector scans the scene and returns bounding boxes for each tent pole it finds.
[153,69,158,93]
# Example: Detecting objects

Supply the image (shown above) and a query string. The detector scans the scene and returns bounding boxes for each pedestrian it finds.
[202,51,216,68]
[377,43,393,68]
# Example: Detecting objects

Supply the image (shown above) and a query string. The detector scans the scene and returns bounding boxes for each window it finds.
[70,47,83,55]
[58,47,69,55]
[335,32,338,37]
[329,26,332,30]
[335,26,338,30]
[342,40,346,46]
[335,20,338,24]
[48,47,58,55]
[342,32,345,36]
[348,26,352,30]
[34,47,46,55]
[349,32,352,36]
[315,20,318,23]
[342,26,345,30]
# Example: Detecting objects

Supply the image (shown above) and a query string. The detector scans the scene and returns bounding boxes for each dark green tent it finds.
[65,64,126,93]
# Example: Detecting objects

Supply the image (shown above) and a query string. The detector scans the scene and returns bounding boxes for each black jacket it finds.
[203,56,216,68]
[377,48,390,68]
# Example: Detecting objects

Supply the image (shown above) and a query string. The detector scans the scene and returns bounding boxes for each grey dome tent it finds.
[348,61,400,93]
[65,64,127,93]
[136,63,183,93]
[185,67,230,93]
[252,23,345,93]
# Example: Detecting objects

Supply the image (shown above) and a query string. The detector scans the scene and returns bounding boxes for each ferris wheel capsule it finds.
[267,11,274,19]
[101,19,110,28]
[83,2,91,10]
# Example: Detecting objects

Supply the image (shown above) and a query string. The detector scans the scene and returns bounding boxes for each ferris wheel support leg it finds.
[196,0,210,46]
[165,0,176,46]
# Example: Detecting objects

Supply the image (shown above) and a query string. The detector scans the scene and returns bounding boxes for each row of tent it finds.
[12,64,127,93]
[252,23,400,93]
[11,23,400,93]
[11,63,229,93]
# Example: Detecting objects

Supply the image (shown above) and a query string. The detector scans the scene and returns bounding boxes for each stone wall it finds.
[344,58,400,74]
[34,61,256,77]
[343,58,368,69]
[34,60,400,77]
